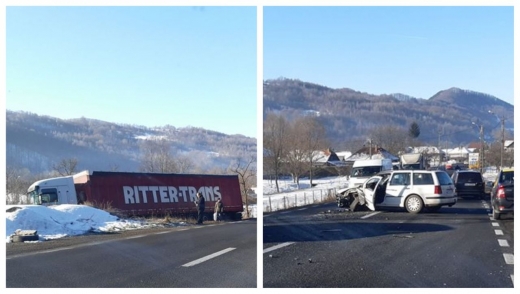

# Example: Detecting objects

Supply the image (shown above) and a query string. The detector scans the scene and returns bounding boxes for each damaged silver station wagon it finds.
[336,170,457,213]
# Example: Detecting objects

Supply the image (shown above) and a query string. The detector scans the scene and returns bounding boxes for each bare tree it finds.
[53,158,79,176]
[108,163,120,172]
[228,155,257,218]
[487,128,514,168]
[139,139,177,173]
[263,113,289,193]
[370,125,408,155]
[6,166,33,204]
[284,121,308,188]
[294,116,328,186]
[174,154,195,173]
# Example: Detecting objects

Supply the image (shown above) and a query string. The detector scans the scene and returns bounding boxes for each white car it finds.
[360,170,457,213]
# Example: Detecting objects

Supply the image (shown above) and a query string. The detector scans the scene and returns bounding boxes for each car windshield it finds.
[351,166,381,177]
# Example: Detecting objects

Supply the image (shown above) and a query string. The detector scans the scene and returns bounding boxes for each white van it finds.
[348,158,393,188]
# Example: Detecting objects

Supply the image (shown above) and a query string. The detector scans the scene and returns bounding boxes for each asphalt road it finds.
[7,219,257,288]
[263,199,514,288]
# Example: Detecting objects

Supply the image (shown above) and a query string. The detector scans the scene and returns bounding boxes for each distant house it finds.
[445,146,471,163]
[504,140,514,150]
[344,146,399,163]
[313,148,346,167]
[406,146,441,155]
[467,141,484,151]
[335,151,352,162]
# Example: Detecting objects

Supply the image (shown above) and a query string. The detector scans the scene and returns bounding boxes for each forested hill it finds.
[263,78,514,147]
[6,110,257,174]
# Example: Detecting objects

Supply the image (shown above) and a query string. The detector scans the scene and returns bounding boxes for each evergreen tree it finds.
[409,121,421,139]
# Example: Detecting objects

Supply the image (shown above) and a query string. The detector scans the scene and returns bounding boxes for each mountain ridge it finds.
[6,110,257,175]
[263,78,513,148]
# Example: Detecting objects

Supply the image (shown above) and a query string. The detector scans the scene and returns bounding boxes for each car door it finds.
[385,172,411,207]
[362,176,382,211]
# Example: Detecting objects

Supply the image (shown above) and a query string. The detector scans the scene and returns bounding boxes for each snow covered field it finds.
[263,176,348,212]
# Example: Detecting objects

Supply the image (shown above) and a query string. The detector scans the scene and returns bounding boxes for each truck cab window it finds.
[40,188,58,204]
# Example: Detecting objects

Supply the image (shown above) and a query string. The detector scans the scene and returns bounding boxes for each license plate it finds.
[465,183,476,186]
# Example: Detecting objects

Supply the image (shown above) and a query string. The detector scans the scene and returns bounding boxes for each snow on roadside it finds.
[263,176,348,212]
[5,204,187,243]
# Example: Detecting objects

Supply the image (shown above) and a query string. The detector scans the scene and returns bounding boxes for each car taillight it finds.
[497,185,506,199]
[434,185,442,194]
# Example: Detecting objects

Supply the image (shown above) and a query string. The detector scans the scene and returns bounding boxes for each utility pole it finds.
[367,139,372,159]
[472,121,484,174]
[488,110,506,169]
[437,128,443,166]
[479,124,484,174]
[500,117,505,169]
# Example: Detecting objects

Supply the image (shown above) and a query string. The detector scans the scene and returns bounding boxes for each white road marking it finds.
[491,222,500,227]
[182,247,236,267]
[511,275,514,286]
[503,253,514,265]
[298,208,307,211]
[125,235,147,239]
[494,229,504,235]
[361,212,381,219]
[281,211,290,214]
[498,239,509,247]
[263,242,295,254]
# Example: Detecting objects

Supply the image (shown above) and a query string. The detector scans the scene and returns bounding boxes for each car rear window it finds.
[457,172,482,183]
[436,172,453,185]
[500,171,514,183]
[413,173,434,185]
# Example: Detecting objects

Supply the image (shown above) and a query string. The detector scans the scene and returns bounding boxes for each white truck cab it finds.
[27,175,78,205]
[348,158,393,188]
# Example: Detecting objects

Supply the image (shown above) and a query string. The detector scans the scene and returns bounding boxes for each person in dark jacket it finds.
[196,192,205,224]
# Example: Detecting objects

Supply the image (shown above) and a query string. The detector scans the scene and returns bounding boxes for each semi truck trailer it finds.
[27,170,244,220]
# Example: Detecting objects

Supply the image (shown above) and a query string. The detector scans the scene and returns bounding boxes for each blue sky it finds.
[6,6,257,137]
[264,6,514,105]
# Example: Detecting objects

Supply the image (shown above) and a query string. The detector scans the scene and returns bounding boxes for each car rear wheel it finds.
[405,195,423,214]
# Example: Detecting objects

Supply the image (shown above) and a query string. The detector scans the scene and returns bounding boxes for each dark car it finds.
[491,168,514,220]
[451,170,485,199]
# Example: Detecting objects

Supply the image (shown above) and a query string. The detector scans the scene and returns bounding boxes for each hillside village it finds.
[310,141,514,179]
